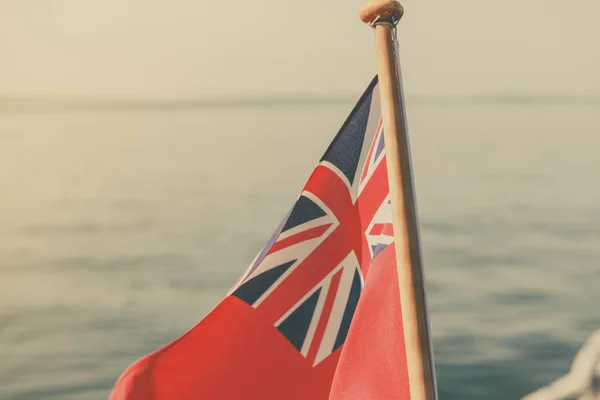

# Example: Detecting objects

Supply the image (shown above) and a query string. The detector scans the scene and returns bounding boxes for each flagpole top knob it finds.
[360,0,404,25]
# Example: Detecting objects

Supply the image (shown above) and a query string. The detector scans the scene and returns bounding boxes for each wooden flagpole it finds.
[360,2,438,399]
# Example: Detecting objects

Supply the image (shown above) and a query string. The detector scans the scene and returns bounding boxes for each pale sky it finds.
[1,0,599,98]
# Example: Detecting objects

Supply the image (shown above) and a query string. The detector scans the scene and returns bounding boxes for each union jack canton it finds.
[229,76,394,367]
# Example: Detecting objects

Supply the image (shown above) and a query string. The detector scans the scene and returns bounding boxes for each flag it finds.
[109,76,412,400]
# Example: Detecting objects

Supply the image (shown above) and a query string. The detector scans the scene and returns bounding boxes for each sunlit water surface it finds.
[1,101,599,399]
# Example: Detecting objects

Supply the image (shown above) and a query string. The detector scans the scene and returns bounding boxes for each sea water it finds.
[1,100,599,399]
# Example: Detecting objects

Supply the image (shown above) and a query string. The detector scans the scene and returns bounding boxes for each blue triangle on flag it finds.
[277,288,322,351]
[333,269,363,352]
[374,130,385,160]
[232,260,296,305]
[282,195,326,232]
[319,78,377,185]
[371,243,388,260]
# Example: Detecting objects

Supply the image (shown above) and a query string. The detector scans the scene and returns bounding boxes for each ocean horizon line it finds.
[1,93,599,114]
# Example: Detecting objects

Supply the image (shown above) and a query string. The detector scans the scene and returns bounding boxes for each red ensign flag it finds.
[109,77,412,400]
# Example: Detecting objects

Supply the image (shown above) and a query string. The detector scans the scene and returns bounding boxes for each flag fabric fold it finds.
[109,76,412,400]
